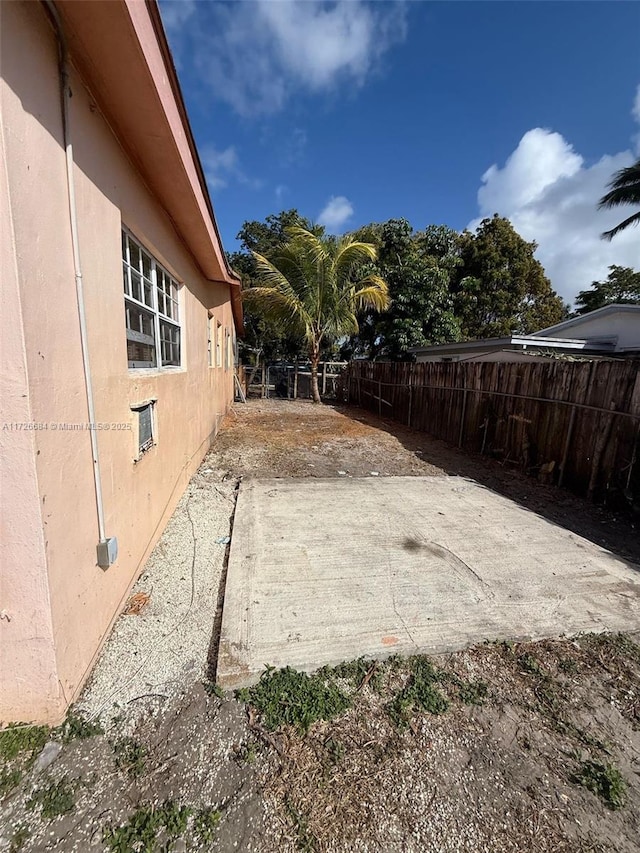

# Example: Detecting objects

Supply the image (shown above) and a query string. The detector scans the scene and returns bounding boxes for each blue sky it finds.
[159,1,640,304]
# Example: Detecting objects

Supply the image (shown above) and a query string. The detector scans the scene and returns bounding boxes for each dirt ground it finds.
[1,400,639,853]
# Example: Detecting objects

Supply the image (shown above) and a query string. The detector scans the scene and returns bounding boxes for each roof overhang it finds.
[408,335,616,356]
[49,0,243,334]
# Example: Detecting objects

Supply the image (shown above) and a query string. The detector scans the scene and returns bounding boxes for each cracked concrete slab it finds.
[217,476,640,688]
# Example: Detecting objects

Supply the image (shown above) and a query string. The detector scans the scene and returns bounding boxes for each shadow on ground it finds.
[337,403,640,567]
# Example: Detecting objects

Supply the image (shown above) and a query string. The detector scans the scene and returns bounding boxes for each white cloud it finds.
[200,145,261,191]
[469,93,640,306]
[633,84,640,124]
[160,0,407,116]
[318,195,354,231]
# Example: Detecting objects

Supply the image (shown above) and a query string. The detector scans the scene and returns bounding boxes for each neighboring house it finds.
[1,1,242,723]
[409,305,640,363]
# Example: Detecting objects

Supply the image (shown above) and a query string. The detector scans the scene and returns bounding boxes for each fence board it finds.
[340,359,640,507]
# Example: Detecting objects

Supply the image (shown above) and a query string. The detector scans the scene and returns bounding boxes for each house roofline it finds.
[533,303,640,337]
[408,335,616,355]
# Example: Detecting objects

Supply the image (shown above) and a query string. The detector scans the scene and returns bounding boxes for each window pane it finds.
[128,238,141,272]
[121,230,127,260]
[122,262,130,296]
[141,251,152,281]
[130,270,142,303]
[125,300,156,367]
[160,321,180,366]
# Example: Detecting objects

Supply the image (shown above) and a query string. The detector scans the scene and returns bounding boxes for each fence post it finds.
[322,362,328,396]
[558,405,576,488]
[407,384,412,428]
[458,388,468,448]
[293,362,299,400]
[378,379,382,417]
[261,363,266,399]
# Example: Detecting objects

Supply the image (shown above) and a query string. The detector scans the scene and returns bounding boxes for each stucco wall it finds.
[1,1,235,723]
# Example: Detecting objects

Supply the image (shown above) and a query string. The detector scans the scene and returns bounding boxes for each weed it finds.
[1,768,23,798]
[585,632,640,665]
[103,801,191,852]
[204,681,225,699]
[457,679,489,706]
[236,666,350,734]
[324,736,345,765]
[0,723,50,762]
[571,759,626,810]
[193,807,222,846]
[26,776,75,819]
[558,657,579,675]
[285,798,317,852]
[388,656,449,727]
[234,740,258,765]
[9,824,30,852]
[518,653,545,676]
[56,710,103,743]
[113,737,147,778]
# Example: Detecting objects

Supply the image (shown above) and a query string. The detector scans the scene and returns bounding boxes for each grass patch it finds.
[285,798,317,852]
[571,759,626,810]
[193,807,222,846]
[56,710,103,743]
[9,824,30,852]
[387,656,449,727]
[26,776,76,820]
[113,737,147,778]
[0,723,49,762]
[1,768,24,798]
[236,666,350,734]
[103,801,190,852]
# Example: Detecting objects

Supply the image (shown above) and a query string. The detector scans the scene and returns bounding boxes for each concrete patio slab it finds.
[218,476,640,688]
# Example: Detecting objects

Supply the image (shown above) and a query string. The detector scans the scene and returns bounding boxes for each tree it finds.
[453,215,567,339]
[344,220,461,359]
[598,159,640,240]
[244,227,390,403]
[229,210,320,363]
[575,265,640,314]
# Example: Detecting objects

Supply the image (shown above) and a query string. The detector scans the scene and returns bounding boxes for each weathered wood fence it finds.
[340,360,640,507]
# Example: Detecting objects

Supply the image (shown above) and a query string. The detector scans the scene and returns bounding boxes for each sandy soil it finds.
[1,399,638,853]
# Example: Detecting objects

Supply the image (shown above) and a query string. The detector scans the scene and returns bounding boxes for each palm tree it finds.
[244,227,390,403]
[598,158,640,240]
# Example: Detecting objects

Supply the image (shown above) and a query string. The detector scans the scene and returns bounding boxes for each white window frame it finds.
[122,227,181,369]
[215,320,222,368]
[207,315,214,368]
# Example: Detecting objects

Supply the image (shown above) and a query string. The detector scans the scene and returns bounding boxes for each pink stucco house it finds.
[1,0,243,723]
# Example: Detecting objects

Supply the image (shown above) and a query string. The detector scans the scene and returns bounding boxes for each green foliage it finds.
[285,798,318,852]
[245,226,389,401]
[236,665,351,734]
[575,265,640,314]
[56,710,103,743]
[0,723,49,762]
[203,680,225,699]
[345,219,461,359]
[193,807,222,846]
[0,723,50,799]
[103,801,191,853]
[454,215,567,339]
[571,760,626,809]
[1,768,23,798]
[598,158,640,240]
[113,737,147,778]
[9,824,30,852]
[387,656,449,726]
[26,776,76,819]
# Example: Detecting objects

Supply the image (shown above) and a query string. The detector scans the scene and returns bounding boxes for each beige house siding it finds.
[1,1,237,723]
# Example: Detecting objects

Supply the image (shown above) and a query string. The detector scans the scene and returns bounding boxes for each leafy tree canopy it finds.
[575,265,640,314]
[453,215,567,339]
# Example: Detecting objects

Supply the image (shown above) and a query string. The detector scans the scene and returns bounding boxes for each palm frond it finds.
[601,210,640,241]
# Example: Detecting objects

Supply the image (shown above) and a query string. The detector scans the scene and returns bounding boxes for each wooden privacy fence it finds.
[340,360,640,507]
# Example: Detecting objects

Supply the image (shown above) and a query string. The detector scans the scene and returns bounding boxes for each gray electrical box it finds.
[97,537,118,569]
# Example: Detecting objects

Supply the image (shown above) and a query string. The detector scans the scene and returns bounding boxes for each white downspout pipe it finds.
[43,1,116,567]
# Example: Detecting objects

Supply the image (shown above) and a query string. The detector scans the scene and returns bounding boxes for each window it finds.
[122,229,181,369]
[215,321,222,368]
[225,328,233,370]
[131,400,156,458]
[207,316,214,367]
